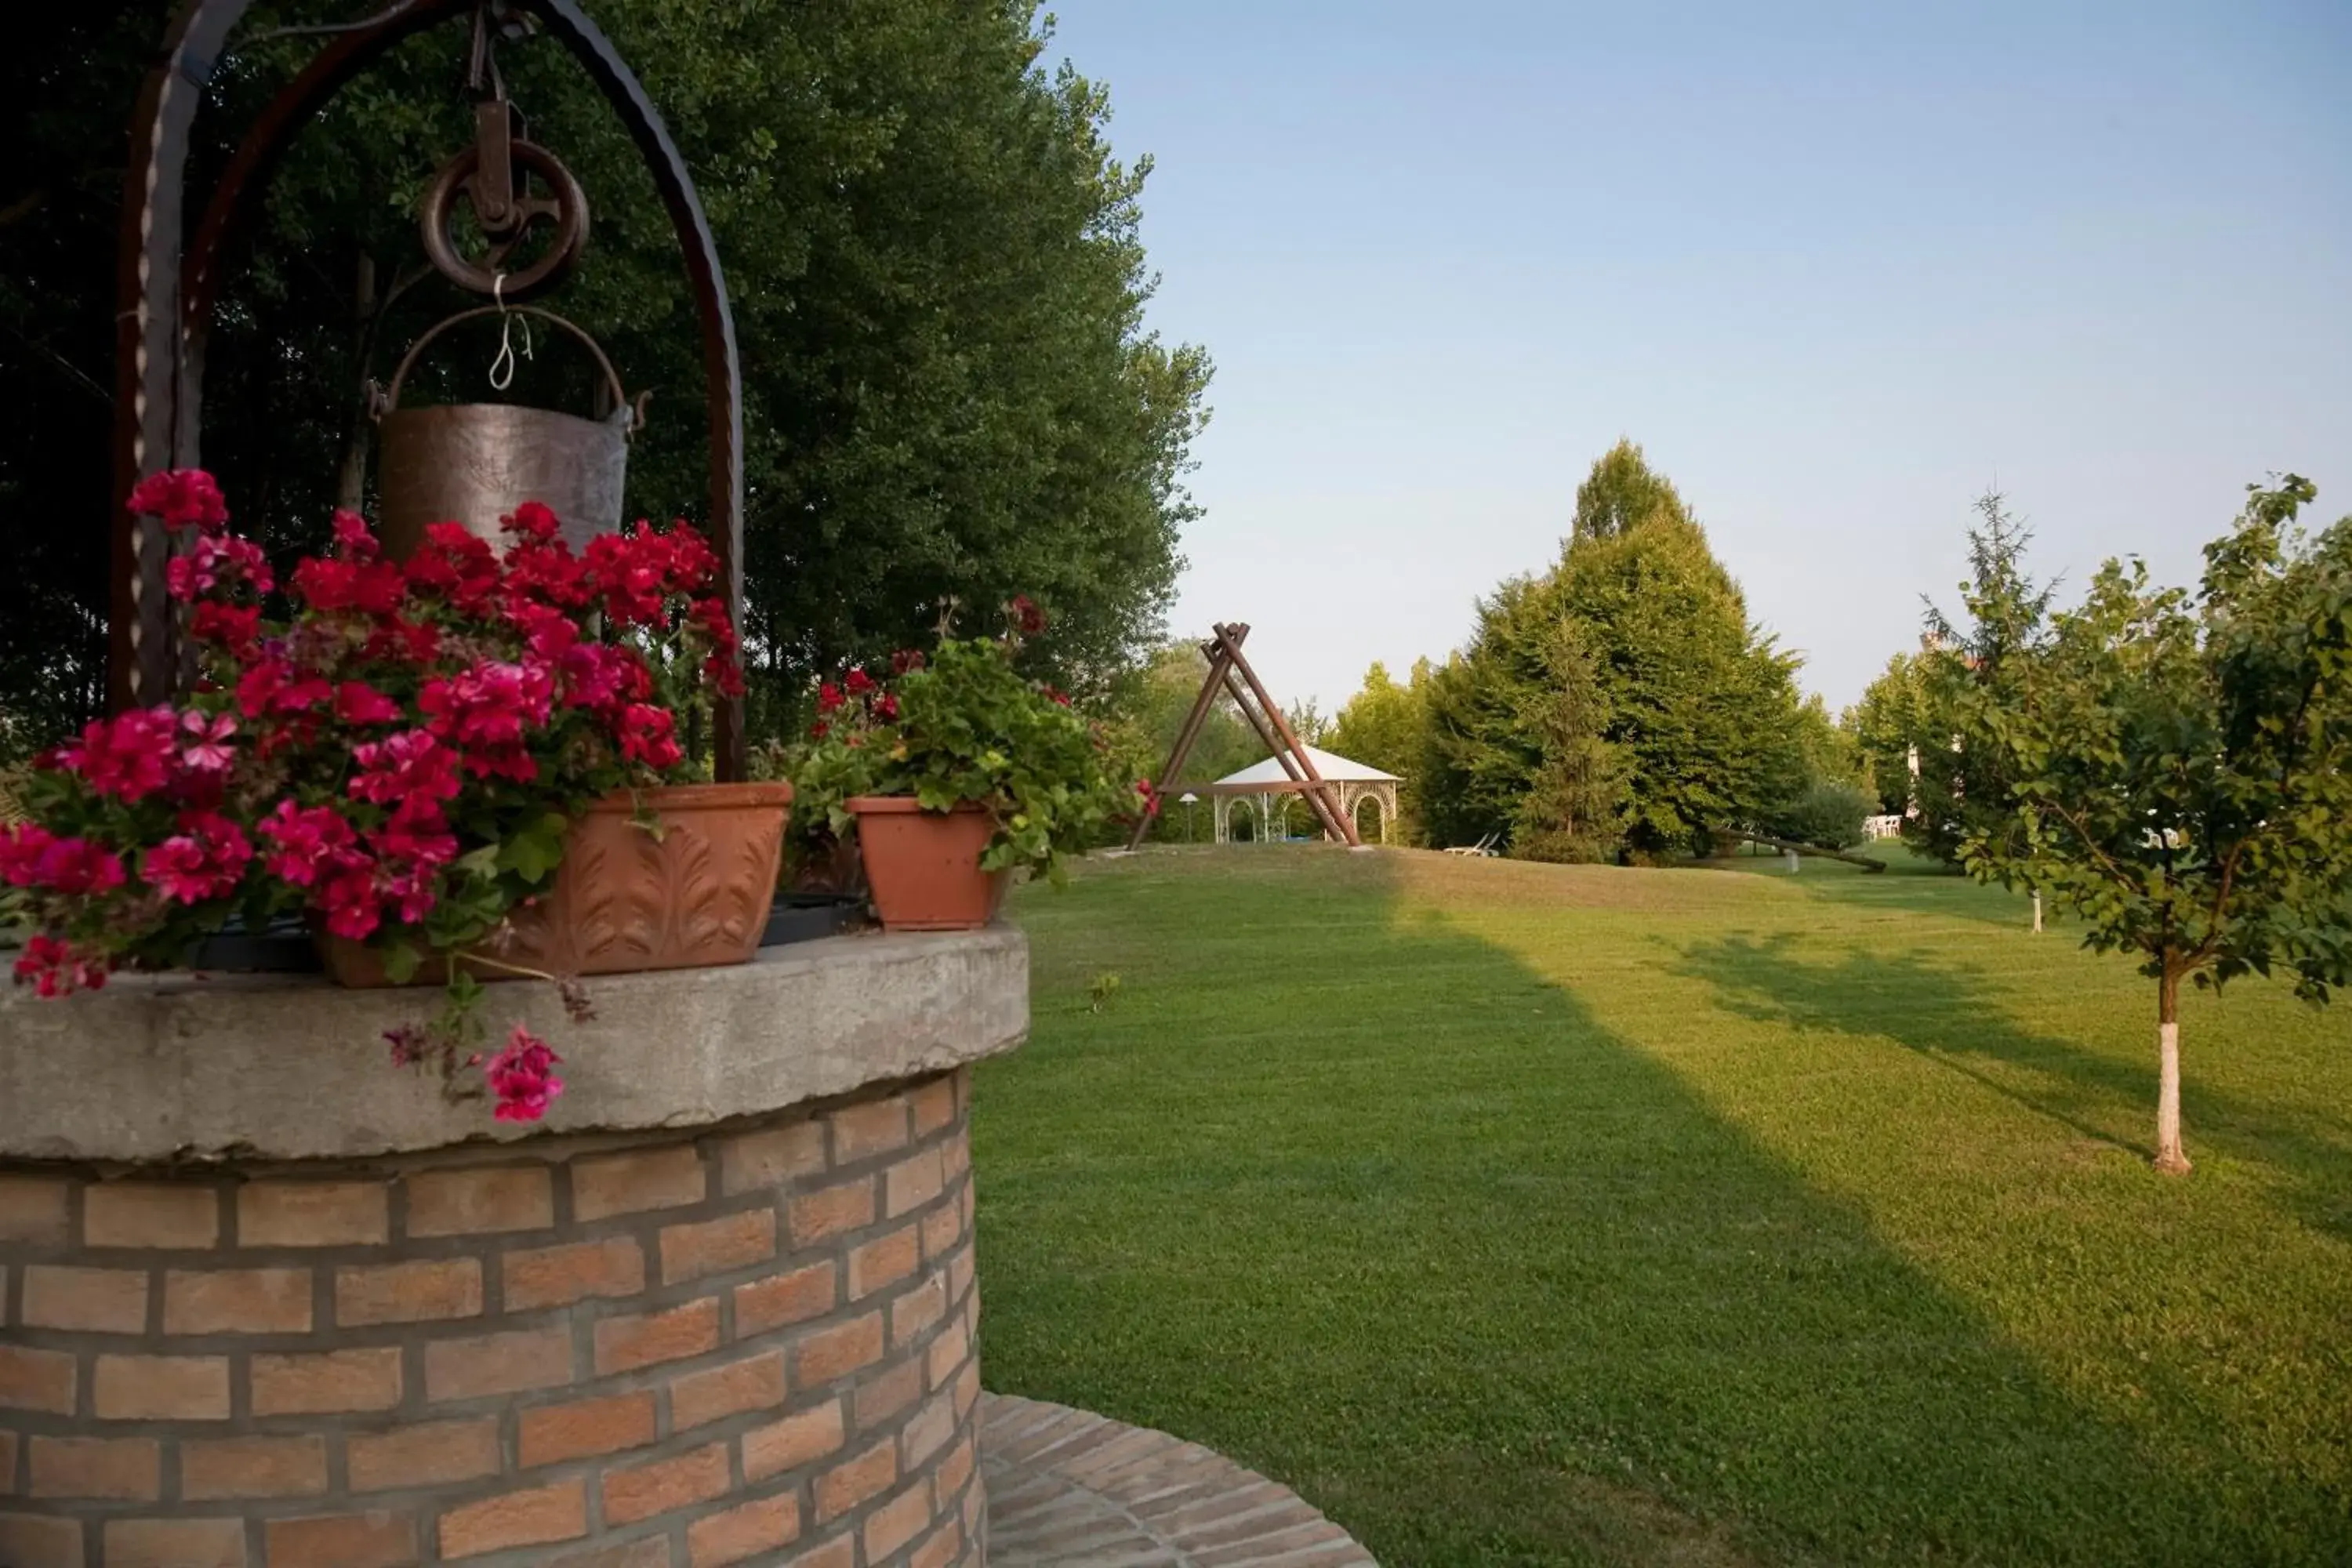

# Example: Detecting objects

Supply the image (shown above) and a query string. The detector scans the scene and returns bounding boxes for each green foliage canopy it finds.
[0,0,1208,756]
[1962,476,2352,1170]
[1511,621,1632,863]
[1417,444,1817,859]
[1571,437,1695,542]
[1843,652,1929,816]
[1775,779,1874,851]
[1418,576,1580,852]
[1552,510,1806,855]
[1905,492,2055,865]
[1330,659,1431,842]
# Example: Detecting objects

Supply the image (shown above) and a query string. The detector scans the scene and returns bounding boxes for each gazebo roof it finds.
[1209,746,1399,789]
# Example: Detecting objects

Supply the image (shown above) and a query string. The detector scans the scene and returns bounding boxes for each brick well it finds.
[0,1071,986,1567]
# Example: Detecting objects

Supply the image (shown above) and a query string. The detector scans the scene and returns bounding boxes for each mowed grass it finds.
[973,845,2352,1567]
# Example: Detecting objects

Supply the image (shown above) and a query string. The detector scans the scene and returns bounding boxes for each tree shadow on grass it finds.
[1687,848,2061,938]
[980,862,2349,1566]
[1677,932,2352,1243]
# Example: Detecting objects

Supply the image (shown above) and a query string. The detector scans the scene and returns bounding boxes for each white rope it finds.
[488,271,532,391]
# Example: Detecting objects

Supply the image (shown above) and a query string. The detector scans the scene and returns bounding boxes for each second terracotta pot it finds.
[844,797,1007,931]
[320,782,793,985]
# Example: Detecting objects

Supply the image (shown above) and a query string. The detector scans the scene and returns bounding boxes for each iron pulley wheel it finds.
[418,136,589,299]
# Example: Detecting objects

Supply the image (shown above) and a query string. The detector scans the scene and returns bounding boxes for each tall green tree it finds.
[1283,699,1333,749]
[1571,437,1695,542]
[1756,695,1871,849]
[1551,503,1804,856]
[1512,621,1630,862]
[1417,444,1805,858]
[1906,491,2055,865]
[1963,477,2352,1174]
[1783,694,1864,796]
[1843,652,1929,815]
[1331,658,1432,843]
[0,0,1208,756]
[1417,575,1571,851]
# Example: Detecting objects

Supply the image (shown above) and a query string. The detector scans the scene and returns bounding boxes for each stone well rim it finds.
[0,926,1028,1167]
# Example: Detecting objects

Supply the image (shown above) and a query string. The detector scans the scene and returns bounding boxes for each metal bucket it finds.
[372,305,639,559]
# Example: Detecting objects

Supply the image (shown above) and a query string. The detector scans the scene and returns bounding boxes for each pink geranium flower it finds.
[404,522,502,615]
[419,659,555,751]
[141,813,252,904]
[618,704,682,770]
[349,729,462,807]
[3,831,127,897]
[485,1025,565,1122]
[332,682,403,726]
[292,553,405,618]
[557,642,645,713]
[16,470,732,1126]
[0,823,57,887]
[331,509,380,561]
[256,800,361,887]
[57,706,179,804]
[166,534,273,603]
[180,710,238,773]
[191,601,263,658]
[12,935,108,998]
[127,469,229,534]
[314,865,383,941]
[369,793,459,874]
[503,501,561,543]
[237,658,332,720]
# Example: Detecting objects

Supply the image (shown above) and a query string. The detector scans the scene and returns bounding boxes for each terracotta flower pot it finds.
[844,797,1007,931]
[320,782,794,986]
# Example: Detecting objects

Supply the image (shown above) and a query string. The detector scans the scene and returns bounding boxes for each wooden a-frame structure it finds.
[1128,623,1363,850]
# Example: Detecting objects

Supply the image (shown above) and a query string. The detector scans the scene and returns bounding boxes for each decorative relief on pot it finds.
[319,783,792,987]
[521,820,670,971]
[514,789,786,975]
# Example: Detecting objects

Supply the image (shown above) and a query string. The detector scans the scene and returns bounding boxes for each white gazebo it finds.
[1206,745,1400,845]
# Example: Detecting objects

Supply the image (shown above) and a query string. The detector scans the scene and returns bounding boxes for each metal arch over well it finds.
[108,0,749,778]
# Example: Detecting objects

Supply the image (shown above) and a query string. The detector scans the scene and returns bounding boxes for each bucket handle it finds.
[372,305,641,434]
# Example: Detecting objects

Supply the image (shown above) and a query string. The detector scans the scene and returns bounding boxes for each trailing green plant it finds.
[785,599,1144,884]
[757,721,885,885]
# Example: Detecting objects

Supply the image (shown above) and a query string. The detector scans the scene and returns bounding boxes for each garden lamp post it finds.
[1180,791,1199,842]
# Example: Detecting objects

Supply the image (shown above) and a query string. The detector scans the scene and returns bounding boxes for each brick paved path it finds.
[981,1392,1377,1566]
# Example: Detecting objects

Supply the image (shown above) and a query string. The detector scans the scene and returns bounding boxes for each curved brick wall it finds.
[0,1068,983,1568]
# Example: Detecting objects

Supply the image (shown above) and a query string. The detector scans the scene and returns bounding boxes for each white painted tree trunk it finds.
[2155,971,2190,1173]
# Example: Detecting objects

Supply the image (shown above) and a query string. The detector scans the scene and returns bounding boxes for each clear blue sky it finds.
[1044,0,2351,717]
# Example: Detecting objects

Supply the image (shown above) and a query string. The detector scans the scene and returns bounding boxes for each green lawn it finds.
[974,845,2351,1567]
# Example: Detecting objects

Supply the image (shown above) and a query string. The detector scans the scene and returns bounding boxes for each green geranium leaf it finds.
[497,814,571,885]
